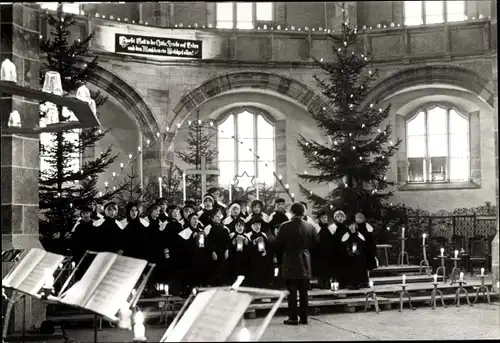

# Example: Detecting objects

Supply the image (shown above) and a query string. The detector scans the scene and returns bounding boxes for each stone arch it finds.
[170,71,326,130]
[365,65,494,108]
[87,65,160,141]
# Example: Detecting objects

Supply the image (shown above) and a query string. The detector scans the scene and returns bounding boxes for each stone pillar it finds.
[142,137,174,190]
[490,0,499,293]
[0,3,46,333]
[153,2,170,27]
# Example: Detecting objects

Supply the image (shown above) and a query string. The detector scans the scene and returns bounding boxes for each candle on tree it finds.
[402,274,406,285]
[454,250,459,259]
[433,274,438,283]
[481,268,485,276]
[440,248,444,257]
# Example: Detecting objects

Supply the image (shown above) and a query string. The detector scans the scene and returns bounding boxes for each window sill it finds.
[398,181,480,192]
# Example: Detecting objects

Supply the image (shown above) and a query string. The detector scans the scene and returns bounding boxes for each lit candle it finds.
[352,243,357,253]
[258,241,265,252]
[199,234,205,247]
[331,281,339,291]
[401,227,405,238]
[433,274,438,283]
[274,267,279,277]
[402,274,406,285]
[71,262,76,269]
[164,284,169,296]
[454,250,458,259]
[158,177,162,197]
[386,226,390,231]
[236,240,243,251]
[238,327,251,341]
[440,248,444,257]
[133,311,146,341]
[459,272,464,282]
[43,269,54,289]
[158,283,164,292]
[118,303,132,329]
[481,268,485,276]
[369,281,374,289]
[422,233,426,245]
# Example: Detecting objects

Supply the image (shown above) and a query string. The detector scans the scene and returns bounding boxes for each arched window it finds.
[404,1,466,26]
[218,109,275,188]
[406,105,469,183]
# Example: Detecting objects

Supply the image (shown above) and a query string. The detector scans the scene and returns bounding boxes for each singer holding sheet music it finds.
[274,202,318,326]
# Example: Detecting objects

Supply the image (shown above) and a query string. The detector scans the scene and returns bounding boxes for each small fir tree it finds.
[297,5,401,219]
[39,4,124,247]
[175,111,218,200]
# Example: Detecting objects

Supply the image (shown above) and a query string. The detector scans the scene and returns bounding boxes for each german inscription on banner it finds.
[115,33,202,59]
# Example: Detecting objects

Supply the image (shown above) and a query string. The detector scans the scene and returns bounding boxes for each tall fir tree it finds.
[175,111,218,201]
[297,5,401,219]
[39,4,124,246]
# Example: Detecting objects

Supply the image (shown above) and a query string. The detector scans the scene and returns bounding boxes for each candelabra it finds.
[450,257,462,285]
[419,244,431,275]
[429,282,447,309]
[364,285,380,314]
[397,237,409,266]
[435,255,447,283]
[454,280,473,307]
[398,284,416,312]
[474,274,492,304]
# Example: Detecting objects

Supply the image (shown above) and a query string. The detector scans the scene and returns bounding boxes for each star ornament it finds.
[234,171,256,192]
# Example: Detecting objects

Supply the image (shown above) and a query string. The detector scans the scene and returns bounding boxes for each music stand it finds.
[160,276,287,342]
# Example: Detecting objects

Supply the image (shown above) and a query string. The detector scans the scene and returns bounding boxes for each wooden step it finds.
[371,265,423,274]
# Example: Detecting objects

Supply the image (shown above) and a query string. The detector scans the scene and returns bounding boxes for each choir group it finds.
[70,187,378,296]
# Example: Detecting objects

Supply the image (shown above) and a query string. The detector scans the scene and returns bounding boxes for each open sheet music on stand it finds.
[161,280,287,342]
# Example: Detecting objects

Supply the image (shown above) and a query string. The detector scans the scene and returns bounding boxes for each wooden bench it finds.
[376,244,392,266]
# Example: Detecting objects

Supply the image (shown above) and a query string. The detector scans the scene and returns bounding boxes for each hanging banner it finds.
[115,33,202,59]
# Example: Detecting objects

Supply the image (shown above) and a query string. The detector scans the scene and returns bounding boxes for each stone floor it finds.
[26,302,500,342]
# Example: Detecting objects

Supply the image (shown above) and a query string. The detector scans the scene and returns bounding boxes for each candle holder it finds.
[435,255,447,283]
[418,244,431,275]
[364,288,380,314]
[397,237,409,266]
[429,282,447,309]
[40,286,54,301]
[398,284,416,312]
[473,274,491,304]
[454,280,473,307]
[450,257,462,285]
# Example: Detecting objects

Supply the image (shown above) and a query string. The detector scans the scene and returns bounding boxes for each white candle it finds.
[422,233,426,245]
[386,226,390,231]
[331,281,339,291]
[440,248,444,257]
[481,268,485,276]
[118,303,132,329]
[274,267,279,277]
[44,269,54,289]
[182,173,186,202]
[401,227,405,238]
[158,177,162,197]
[133,311,146,341]
[454,250,458,259]
[237,240,243,251]
[352,243,357,253]
[402,274,406,285]
[433,274,438,283]
[369,281,374,289]
[258,241,265,252]
[459,272,464,281]
[164,284,169,296]
[199,234,205,247]
[238,327,251,341]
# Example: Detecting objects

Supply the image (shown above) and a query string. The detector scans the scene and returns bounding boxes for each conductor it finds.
[275,202,318,325]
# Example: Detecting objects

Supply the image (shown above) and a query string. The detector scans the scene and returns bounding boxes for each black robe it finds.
[91,211,103,221]
[357,222,378,271]
[244,212,270,232]
[70,219,95,261]
[268,211,291,237]
[159,219,184,287]
[197,208,214,227]
[226,232,251,284]
[145,216,168,284]
[121,217,151,261]
[92,217,125,253]
[314,222,337,282]
[205,222,230,286]
[158,212,170,223]
[222,215,243,233]
[337,230,370,289]
[186,223,211,287]
[246,231,274,288]
[330,221,349,282]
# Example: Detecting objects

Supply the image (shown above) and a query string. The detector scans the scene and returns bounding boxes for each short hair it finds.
[104,202,118,212]
[148,204,160,214]
[299,201,308,210]
[157,198,168,205]
[208,187,220,194]
[209,208,222,218]
[291,202,306,217]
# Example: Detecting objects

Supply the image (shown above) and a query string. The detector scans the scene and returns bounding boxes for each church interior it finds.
[1,1,499,341]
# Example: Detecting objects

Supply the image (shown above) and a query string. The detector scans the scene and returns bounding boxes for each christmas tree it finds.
[175,111,218,200]
[39,4,123,248]
[297,5,401,219]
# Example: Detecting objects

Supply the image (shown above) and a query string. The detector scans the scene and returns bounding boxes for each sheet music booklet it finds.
[161,288,253,342]
[2,248,65,296]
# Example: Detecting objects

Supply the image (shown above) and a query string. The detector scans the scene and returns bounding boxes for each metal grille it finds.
[475,218,497,237]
